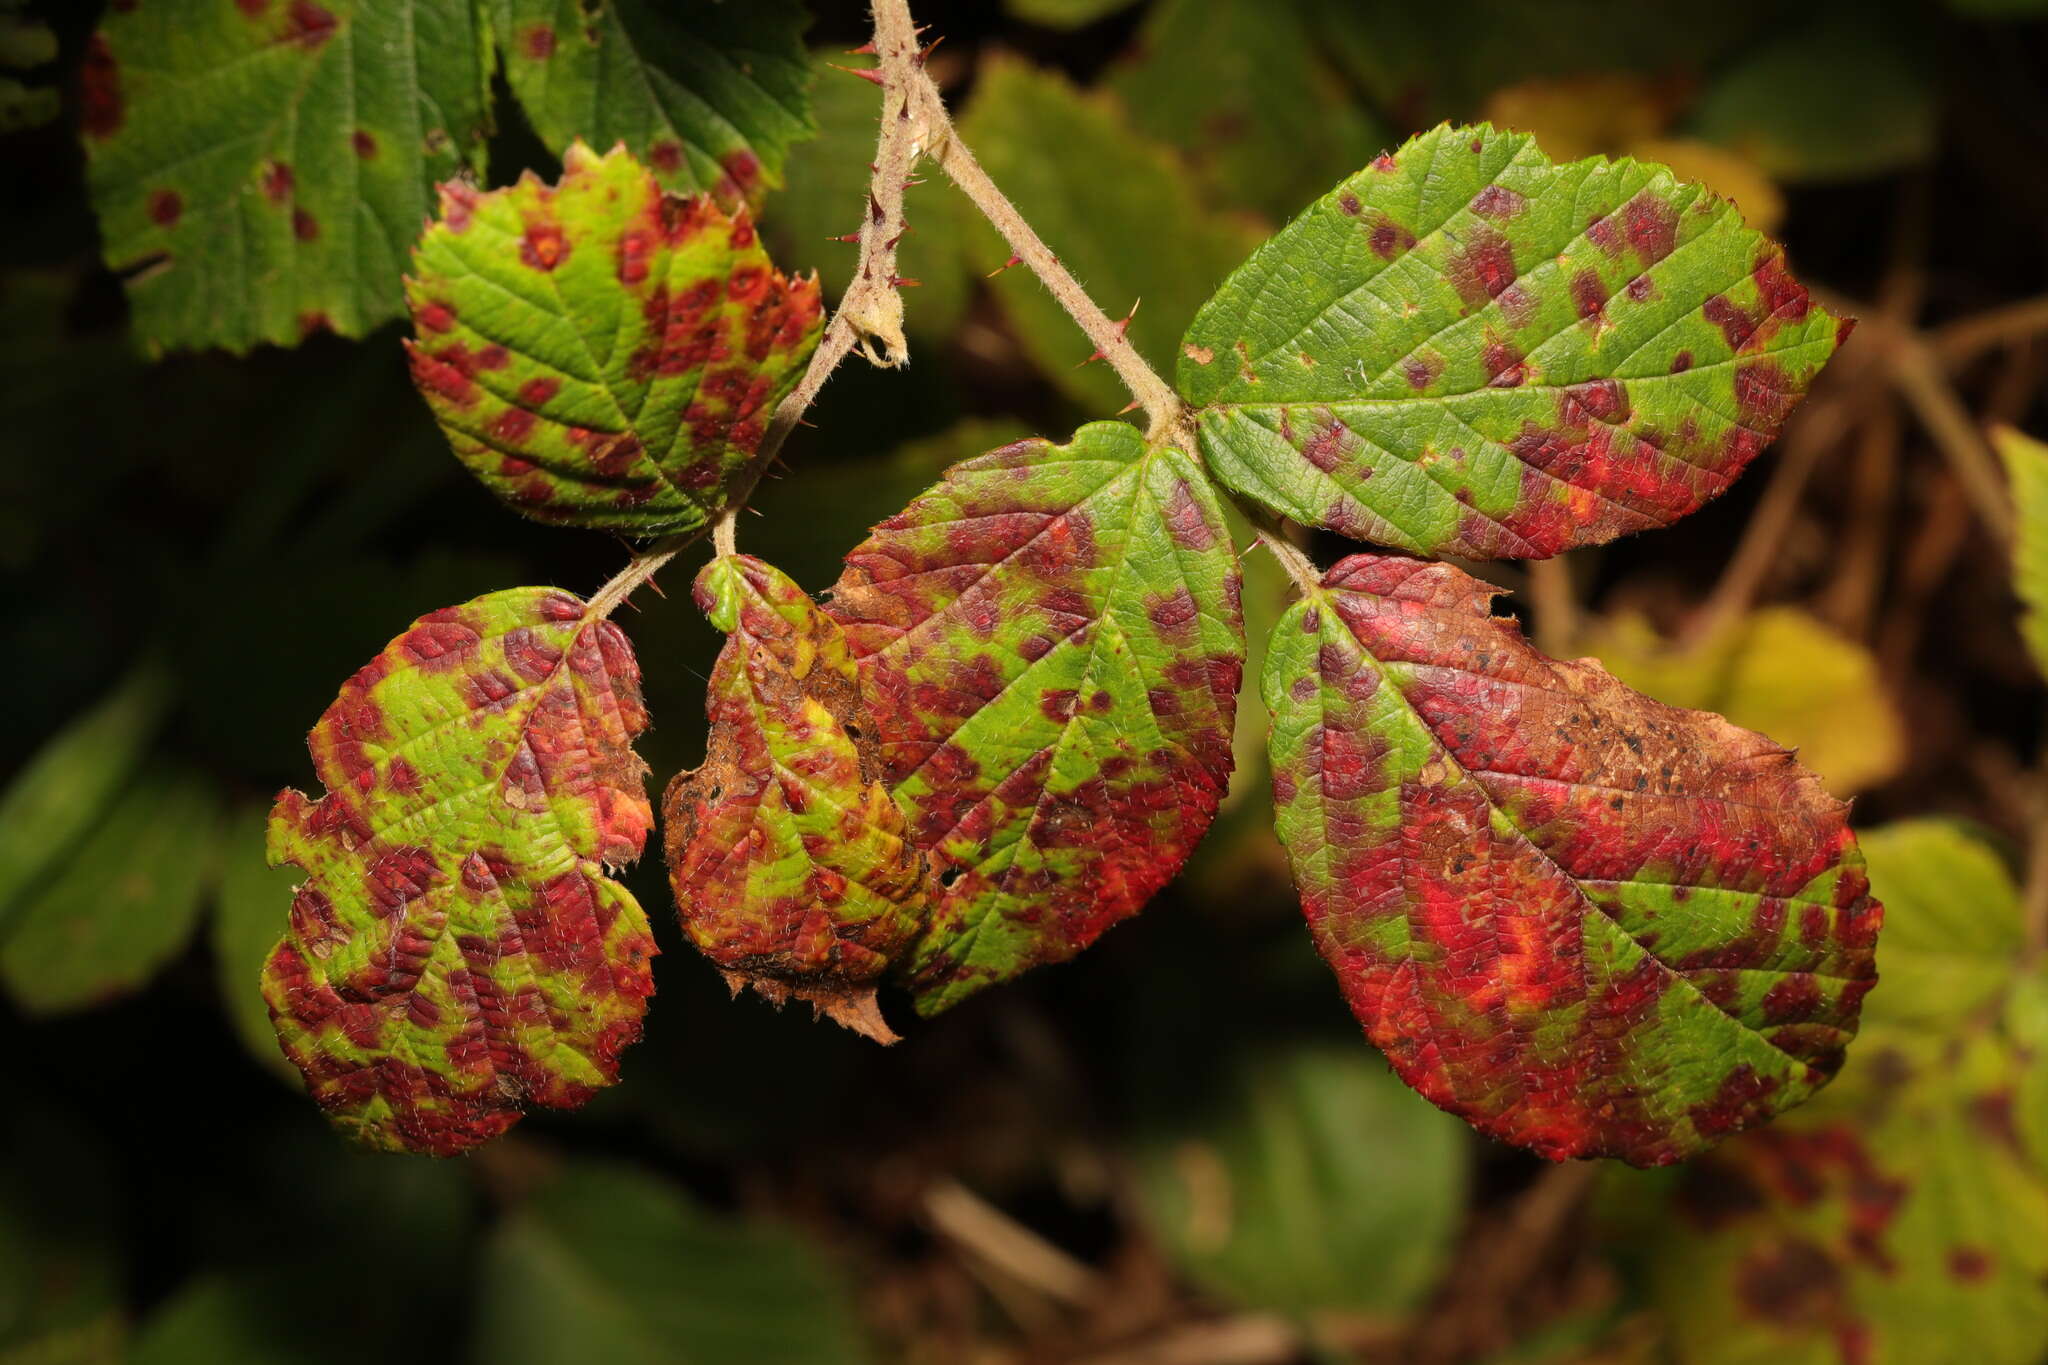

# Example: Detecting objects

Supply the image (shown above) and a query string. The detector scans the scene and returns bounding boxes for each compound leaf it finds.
[1995,425,2048,680]
[1180,123,1847,560]
[264,587,658,1155]
[1265,554,1880,1164]
[0,768,220,1016]
[829,422,1244,1015]
[405,142,822,534]
[664,556,928,1044]
[492,0,812,209]
[82,0,493,354]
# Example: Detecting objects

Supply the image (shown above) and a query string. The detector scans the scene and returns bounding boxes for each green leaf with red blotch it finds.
[1179,123,1848,560]
[264,586,658,1155]
[82,0,493,355]
[405,142,822,534]
[1606,820,2048,1365]
[1264,554,1880,1165]
[492,0,812,210]
[828,422,1246,1015]
[664,555,929,1044]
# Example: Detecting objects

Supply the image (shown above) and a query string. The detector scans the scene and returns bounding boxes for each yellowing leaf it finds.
[1580,607,1903,796]
[1481,74,1672,163]
[1995,425,2048,680]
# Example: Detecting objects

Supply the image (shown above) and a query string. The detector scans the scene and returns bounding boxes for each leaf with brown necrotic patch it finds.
[1180,123,1848,559]
[664,556,928,1044]
[828,422,1246,1015]
[1264,554,1880,1164]
[265,587,657,1155]
[405,142,822,534]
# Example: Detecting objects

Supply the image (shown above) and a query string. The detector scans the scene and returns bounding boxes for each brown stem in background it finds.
[1527,556,1579,657]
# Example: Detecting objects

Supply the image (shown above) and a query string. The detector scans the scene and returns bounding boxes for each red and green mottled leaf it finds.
[828,423,1245,1015]
[82,0,493,354]
[492,0,812,210]
[264,587,658,1155]
[405,142,823,534]
[1264,553,1879,1164]
[1179,123,1848,560]
[664,555,928,1043]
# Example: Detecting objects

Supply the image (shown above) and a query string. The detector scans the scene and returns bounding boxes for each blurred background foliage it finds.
[4,0,2048,1361]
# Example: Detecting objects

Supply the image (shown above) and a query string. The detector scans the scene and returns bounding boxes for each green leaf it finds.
[957,57,1261,414]
[0,661,169,936]
[1995,425,2048,680]
[664,556,929,1043]
[1578,607,1904,796]
[1108,0,1387,224]
[1686,12,1936,183]
[82,0,492,354]
[405,142,823,533]
[765,53,975,344]
[0,768,220,1016]
[476,1160,870,1365]
[828,422,1246,1014]
[1265,555,1880,1164]
[492,0,812,209]
[1004,0,1138,28]
[1180,123,1846,560]
[211,805,305,1082]
[1858,820,2022,1031]
[1137,1044,1468,1320]
[264,586,659,1155]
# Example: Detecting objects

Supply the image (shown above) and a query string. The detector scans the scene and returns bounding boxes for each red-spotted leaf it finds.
[828,423,1245,1015]
[1179,123,1849,559]
[264,587,658,1155]
[1264,554,1880,1164]
[405,142,823,534]
[82,0,493,354]
[664,555,929,1044]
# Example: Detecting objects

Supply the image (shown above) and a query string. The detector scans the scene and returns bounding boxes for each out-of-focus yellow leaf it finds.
[1481,75,1670,162]
[1632,137,1784,233]
[1994,425,2048,680]
[1580,607,1902,795]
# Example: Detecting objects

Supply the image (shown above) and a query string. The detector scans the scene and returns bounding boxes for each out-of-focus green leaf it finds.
[1137,1045,1467,1321]
[1109,0,1385,224]
[82,0,493,354]
[1579,607,1903,796]
[129,1275,351,1365]
[766,54,975,344]
[0,1108,123,1364]
[1004,0,1137,28]
[0,767,219,1015]
[492,0,811,208]
[1860,820,2022,1030]
[1995,426,2048,679]
[475,1160,870,1364]
[1687,12,1935,182]
[211,806,302,1083]
[1604,818,2048,1365]
[0,661,170,935]
[958,57,1259,414]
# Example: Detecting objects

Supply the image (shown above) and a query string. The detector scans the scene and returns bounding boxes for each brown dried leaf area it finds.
[664,557,932,1044]
[262,588,659,1156]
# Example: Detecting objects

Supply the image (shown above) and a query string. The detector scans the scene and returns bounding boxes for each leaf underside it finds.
[1265,554,1880,1164]
[405,141,822,534]
[492,0,813,210]
[828,423,1246,1015]
[83,0,492,353]
[664,556,928,1044]
[264,587,657,1156]
[1179,122,1848,560]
